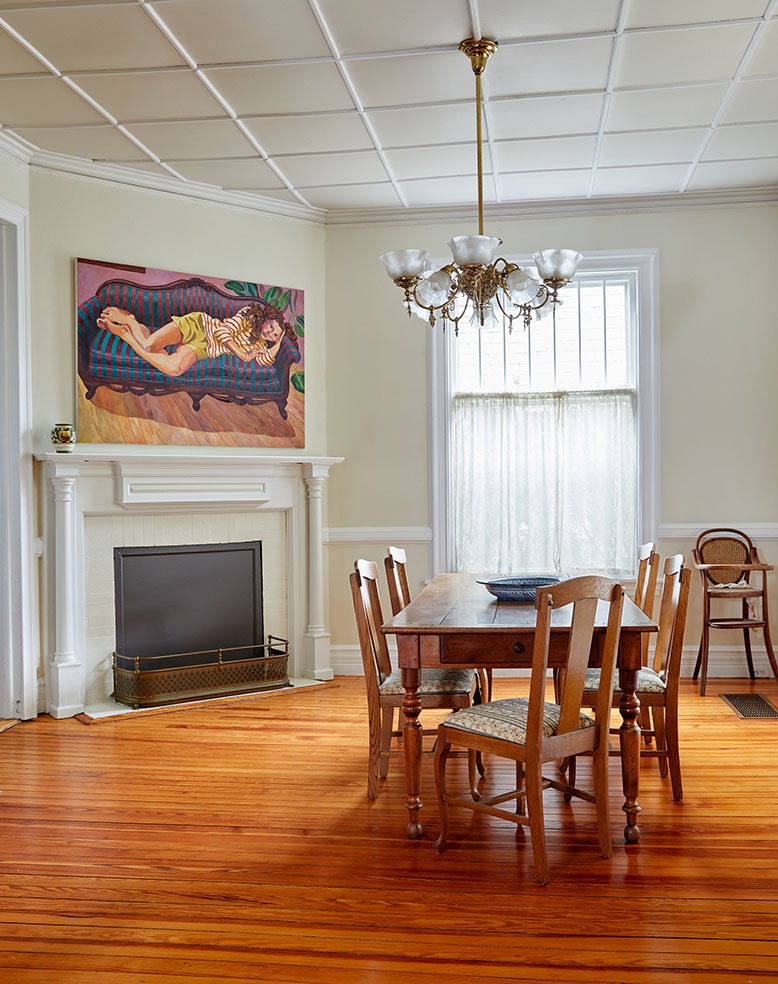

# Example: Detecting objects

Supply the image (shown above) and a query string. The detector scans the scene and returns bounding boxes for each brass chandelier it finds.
[380,38,582,333]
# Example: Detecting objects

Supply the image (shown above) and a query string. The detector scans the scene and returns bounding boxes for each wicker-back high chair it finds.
[692,528,778,696]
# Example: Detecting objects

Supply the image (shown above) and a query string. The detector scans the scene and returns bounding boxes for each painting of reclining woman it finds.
[76,258,305,448]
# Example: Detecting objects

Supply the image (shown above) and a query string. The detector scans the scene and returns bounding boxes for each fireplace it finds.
[37,452,342,718]
[111,540,290,708]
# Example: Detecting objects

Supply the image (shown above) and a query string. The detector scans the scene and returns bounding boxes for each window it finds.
[429,251,658,578]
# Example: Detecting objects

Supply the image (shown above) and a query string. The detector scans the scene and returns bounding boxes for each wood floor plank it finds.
[1,677,777,981]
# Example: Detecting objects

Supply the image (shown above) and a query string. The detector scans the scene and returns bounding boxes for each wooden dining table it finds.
[381,573,658,844]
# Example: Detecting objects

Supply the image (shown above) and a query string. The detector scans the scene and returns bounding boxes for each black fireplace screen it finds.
[113,540,264,668]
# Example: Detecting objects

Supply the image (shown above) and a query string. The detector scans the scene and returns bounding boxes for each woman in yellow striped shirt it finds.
[97,302,284,377]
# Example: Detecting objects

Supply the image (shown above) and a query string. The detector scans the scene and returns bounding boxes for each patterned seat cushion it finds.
[583,666,666,694]
[379,667,476,696]
[443,697,594,745]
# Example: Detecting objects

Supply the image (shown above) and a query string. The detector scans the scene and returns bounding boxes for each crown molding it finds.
[324,186,778,227]
[5,140,777,228]
[27,149,327,227]
[0,129,34,165]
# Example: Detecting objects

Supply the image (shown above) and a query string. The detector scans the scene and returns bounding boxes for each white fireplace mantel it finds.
[37,450,343,719]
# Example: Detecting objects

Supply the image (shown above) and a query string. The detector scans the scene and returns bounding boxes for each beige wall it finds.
[0,150,30,209]
[325,202,778,653]
[29,169,327,453]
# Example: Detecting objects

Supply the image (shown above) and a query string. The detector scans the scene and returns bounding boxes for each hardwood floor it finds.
[1,677,777,982]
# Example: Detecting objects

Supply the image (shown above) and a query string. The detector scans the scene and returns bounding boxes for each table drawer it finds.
[440,632,573,667]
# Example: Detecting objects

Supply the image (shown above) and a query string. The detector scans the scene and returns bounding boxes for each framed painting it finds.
[75,258,305,448]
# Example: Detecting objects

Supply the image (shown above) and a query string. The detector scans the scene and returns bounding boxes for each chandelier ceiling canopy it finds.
[380,38,582,334]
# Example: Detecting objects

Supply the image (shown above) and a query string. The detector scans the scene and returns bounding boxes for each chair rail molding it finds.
[658,523,778,541]
[36,450,343,718]
[324,526,432,544]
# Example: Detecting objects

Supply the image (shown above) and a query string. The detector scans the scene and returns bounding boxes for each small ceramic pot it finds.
[51,423,77,453]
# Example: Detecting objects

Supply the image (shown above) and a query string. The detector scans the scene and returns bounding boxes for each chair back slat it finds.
[530,576,624,745]
[384,546,412,616]
[352,560,393,683]
[650,554,685,677]
[634,542,659,618]
[664,567,691,701]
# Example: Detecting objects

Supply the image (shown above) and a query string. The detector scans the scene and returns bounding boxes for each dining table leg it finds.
[617,658,642,843]
[397,637,424,839]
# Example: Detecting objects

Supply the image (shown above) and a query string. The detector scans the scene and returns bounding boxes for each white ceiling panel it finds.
[69,68,225,122]
[12,123,148,160]
[479,0,621,39]
[687,158,778,191]
[0,77,104,126]
[489,94,604,140]
[614,24,757,89]
[488,37,613,96]
[598,129,706,167]
[365,103,473,148]
[272,149,388,187]
[242,113,373,156]
[203,62,355,115]
[606,84,729,132]
[743,19,778,77]
[299,182,401,210]
[704,122,778,160]
[401,174,497,207]
[384,143,487,181]
[0,1,774,215]
[345,50,471,109]
[624,0,769,29]
[592,164,689,197]
[720,78,778,124]
[151,0,331,62]
[0,28,49,73]
[494,135,596,171]
[167,157,286,190]
[123,119,257,160]
[499,169,591,201]
[1,4,184,72]
[318,0,470,56]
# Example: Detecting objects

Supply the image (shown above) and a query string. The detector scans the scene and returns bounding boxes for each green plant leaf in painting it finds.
[278,290,291,312]
[223,280,259,298]
[295,314,305,337]
[262,286,280,305]
[291,371,305,394]
[223,280,249,296]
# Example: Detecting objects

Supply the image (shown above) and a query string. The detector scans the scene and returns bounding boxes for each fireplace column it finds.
[47,466,84,718]
[303,463,334,681]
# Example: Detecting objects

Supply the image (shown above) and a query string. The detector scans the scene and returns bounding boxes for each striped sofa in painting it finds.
[77,277,302,417]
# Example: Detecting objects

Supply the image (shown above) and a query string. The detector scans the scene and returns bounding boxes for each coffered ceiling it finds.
[1,0,777,218]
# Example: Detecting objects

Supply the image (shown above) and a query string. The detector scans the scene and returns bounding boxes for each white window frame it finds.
[428,249,659,575]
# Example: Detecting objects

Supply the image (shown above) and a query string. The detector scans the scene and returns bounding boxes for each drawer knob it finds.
[512,641,525,655]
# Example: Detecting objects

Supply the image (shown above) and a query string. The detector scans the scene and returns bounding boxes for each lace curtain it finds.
[451,389,637,577]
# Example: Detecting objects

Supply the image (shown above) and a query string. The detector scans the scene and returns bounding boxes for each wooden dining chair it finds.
[692,528,778,696]
[350,559,482,799]
[580,554,691,801]
[632,542,660,740]
[384,546,492,702]
[433,575,624,886]
[384,546,412,617]
[635,541,660,619]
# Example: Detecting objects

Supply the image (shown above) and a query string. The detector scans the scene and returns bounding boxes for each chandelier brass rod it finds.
[475,68,484,236]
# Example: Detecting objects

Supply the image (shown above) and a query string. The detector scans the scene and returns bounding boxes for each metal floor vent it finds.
[720,693,778,719]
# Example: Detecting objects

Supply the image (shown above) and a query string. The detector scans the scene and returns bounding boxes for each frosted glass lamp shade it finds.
[447,235,501,266]
[379,249,430,279]
[417,269,452,307]
[532,249,583,281]
[505,267,541,304]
